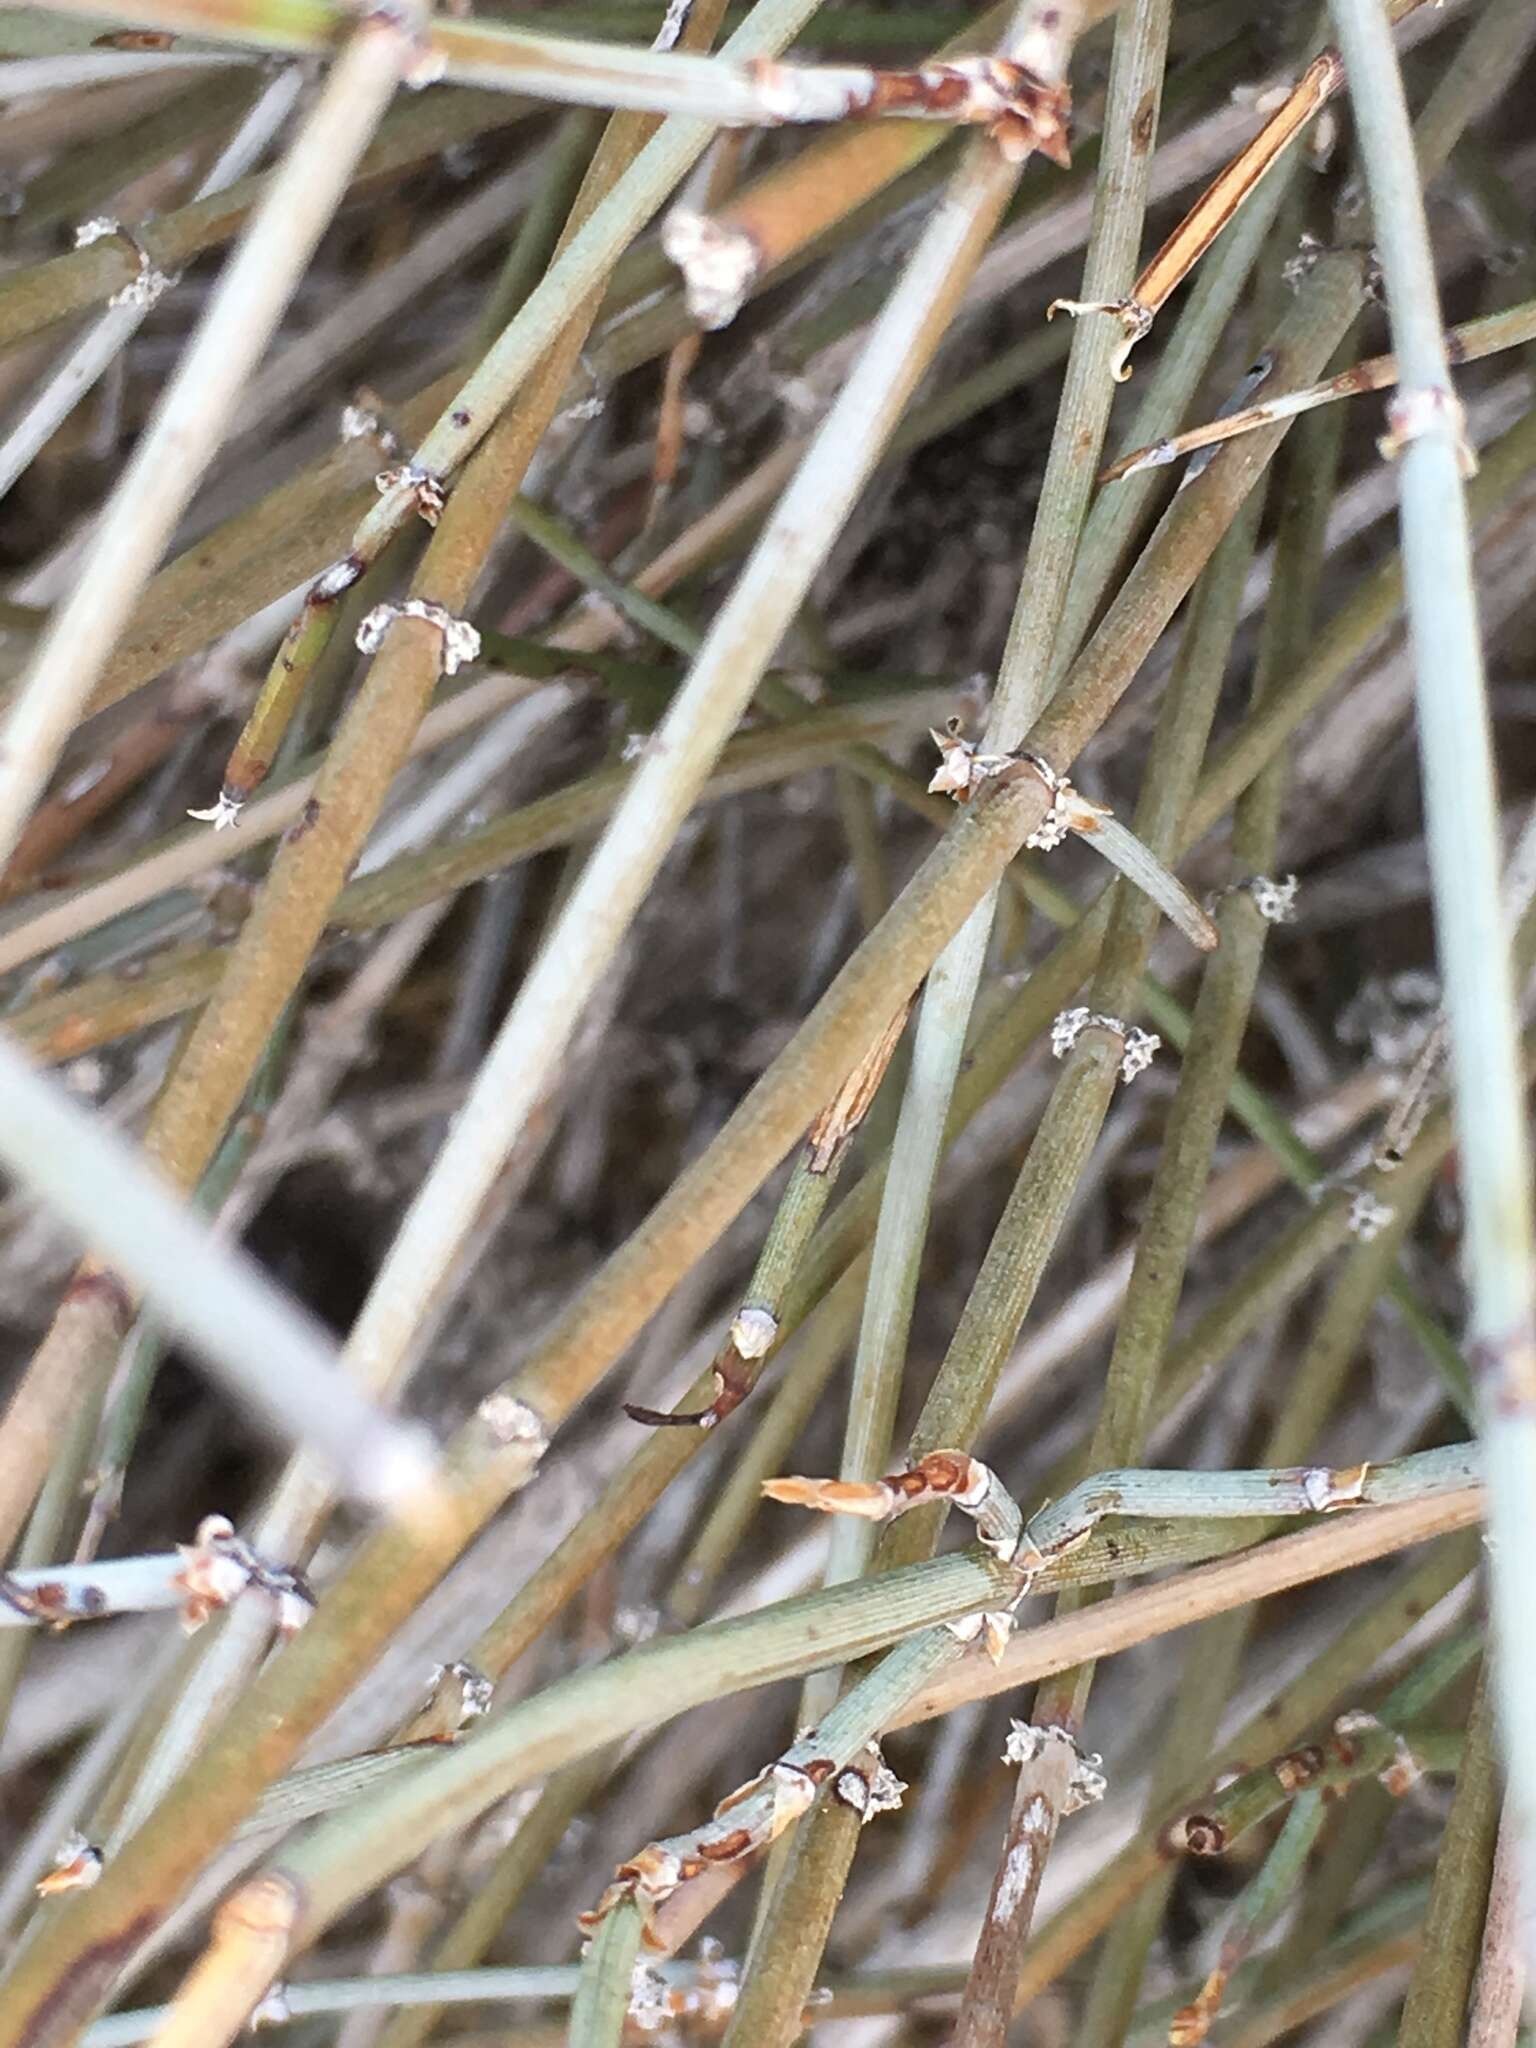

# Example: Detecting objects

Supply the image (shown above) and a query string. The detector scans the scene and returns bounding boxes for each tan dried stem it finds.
[1049,0,1432,378]
[144,1878,300,2048]
[1100,297,1536,483]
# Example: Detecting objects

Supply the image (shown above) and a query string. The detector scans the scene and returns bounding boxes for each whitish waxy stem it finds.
[0,1541,305,1632]
[355,601,482,676]
[1049,1007,1161,1082]
[1002,1722,1107,1812]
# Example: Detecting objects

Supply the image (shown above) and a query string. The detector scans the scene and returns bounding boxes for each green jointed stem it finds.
[1010,1533,1480,2011]
[568,1900,641,2048]
[1398,1663,1503,2043]
[1329,0,1536,1980]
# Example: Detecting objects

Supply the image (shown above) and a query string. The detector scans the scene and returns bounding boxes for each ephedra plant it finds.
[0,0,1531,2042]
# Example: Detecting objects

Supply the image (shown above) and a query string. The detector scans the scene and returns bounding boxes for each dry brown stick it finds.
[1048,0,1430,377]
[0,680,211,902]
[1100,296,1536,483]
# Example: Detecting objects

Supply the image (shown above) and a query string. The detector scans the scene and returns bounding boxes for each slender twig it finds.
[1330,0,1536,1980]
[27,0,1074,144]
[1101,296,1536,484]
[1398,1663,1503,2043]
[788,0,1112,1741]
[1048,0,1430,379]
[568,1901,642,2048]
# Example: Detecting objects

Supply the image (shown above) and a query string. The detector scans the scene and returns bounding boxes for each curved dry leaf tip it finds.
[761,1474,890,1519]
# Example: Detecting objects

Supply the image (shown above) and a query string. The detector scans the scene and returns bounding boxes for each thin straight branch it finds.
[1056,0,1429,378]
[953,460,1265,2048]
[568,1902,641,2048]
[1102,295,1536,484]
[245,1475,1485,1957]
[794,0,1160,1767]
[1051,135,1297,671]
[1399,1662,1503,2043]
[1083,655,1327,2018]
[0,17,412,868]
[1330,0,1536,1980]
[27,0,1074,141]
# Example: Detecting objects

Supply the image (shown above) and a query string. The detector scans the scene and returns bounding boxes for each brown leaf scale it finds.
[1273,1744,1324,1791]
[863,71,970,116]
[915,1449,972,1494]
[697,1827,754,1862]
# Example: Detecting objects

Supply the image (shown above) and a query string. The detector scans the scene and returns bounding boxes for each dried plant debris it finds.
[0,1,1530,2043]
